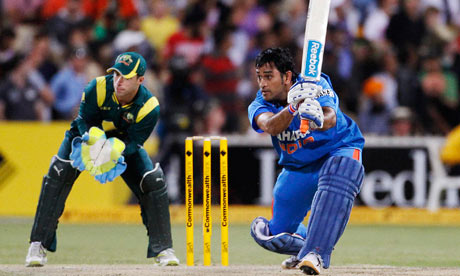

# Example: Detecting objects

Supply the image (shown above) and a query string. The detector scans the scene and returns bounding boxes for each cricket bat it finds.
[299,0,331,133]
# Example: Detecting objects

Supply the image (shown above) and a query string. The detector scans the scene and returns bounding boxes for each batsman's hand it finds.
[70,127,127,184]
[298,98,324,130]
[287,80,321,106]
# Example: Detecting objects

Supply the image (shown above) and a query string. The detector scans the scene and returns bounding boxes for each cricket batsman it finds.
[248,48,365,275]
[25,52,179,267]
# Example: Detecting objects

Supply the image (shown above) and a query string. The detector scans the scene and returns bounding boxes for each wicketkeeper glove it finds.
[70,127,127,184]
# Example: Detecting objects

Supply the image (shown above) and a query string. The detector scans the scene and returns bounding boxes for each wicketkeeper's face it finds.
[113,72,144,99]
[256,62,292,102]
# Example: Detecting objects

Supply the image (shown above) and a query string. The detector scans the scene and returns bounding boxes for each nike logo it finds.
[54,165,63,176]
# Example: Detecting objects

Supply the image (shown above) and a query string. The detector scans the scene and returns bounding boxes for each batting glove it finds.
[298,98,324,129]
[287,79,321,106]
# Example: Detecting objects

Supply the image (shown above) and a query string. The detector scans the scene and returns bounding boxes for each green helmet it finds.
[107,52,146,79]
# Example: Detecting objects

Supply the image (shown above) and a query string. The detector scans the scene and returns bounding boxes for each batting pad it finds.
[250,216,305,255]
[298,156,364,268]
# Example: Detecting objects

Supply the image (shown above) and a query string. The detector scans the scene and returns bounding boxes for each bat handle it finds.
[300,118,309,133]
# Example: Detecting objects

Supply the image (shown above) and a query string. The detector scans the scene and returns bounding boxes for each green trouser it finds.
[122,151,173,257]
[30,156,79,252]
[30,132,173,257]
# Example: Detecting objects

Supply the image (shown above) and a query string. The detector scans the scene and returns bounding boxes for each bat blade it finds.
[301,0,331,82]
[300,0,331,133]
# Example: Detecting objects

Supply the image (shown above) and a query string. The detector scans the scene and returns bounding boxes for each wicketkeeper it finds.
[25,52,179,267]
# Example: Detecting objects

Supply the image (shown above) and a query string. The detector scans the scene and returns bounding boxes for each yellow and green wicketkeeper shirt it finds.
[68,74,159,156]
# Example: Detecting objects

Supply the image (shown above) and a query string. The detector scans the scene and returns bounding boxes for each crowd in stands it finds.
[0,0,460,138]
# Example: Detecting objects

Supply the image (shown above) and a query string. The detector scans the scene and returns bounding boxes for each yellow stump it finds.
[185,138,194,266]
[203,138,212,266]
[220,138,229,266]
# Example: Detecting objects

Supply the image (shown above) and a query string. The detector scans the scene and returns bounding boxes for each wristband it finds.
[288,104,298,116]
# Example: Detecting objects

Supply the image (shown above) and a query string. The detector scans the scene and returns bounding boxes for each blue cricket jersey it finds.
[248,73,365,169]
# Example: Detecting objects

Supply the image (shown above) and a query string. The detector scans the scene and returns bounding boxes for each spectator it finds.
[418,54,459,134]
[322,24,355,112]
[389,106,416,136]
[385,0,425,68]
[160,55,208,136]
[0,56,50,120]
[328,0,361,38]
[363,0,398,45]
[421,0,460,28]
[358,49,400,134]
[352,0,378,25]
[45,0,90,48]
[3,0,44,23]
[0,27,17,81]
[113,16,154,61]
[163,3,208,67]
[141,0,180,57]
[279,0,307,40]
[82,0,138,21]
[92,10,124,47]
[33,30,59,83]
[419,5,457,59]
[0,0,456,138]
[347,38,380,114]
[50,47,89,120]
[232,0,272,37]
[154,55,209,183]
[201,26,242,133]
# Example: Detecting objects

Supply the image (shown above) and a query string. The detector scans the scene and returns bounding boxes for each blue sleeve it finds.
[317,75,339,111]
[248,100,272,133]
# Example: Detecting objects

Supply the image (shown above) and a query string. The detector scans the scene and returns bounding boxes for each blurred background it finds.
[2,0,460,268]
[1,0,460,217]
[0,0,459,135]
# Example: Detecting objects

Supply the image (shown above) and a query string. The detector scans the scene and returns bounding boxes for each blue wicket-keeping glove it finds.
[70,127,127,184]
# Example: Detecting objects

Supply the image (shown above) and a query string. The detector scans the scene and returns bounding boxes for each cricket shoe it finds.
[25,241,47,267]
[153,248,180,266]
[281,255,300,269]
[298,252,323,275]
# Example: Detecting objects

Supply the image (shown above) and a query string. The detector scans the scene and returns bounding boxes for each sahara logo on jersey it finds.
[277,129,308,141]
[318,89,334,98]
[304,40,322,79]
[277,129,314,154]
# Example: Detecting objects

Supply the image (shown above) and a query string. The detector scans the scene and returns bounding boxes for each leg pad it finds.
[251,216,305,255]
[139,163,173,257]
[298,156,364,268]
[30,156,79,251]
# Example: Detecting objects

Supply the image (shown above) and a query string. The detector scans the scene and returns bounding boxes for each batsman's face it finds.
[256,63,291,102]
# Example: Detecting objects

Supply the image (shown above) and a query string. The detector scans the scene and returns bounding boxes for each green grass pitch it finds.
[1,217,460,267]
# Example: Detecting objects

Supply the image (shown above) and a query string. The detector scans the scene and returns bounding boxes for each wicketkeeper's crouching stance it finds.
[25,52,179,267]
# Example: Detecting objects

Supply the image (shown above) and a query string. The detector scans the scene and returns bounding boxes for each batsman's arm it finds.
[318,106,336,131]
[255,107,295,136]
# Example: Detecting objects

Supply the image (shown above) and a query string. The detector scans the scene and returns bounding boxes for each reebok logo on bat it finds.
[305,40,322,78]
